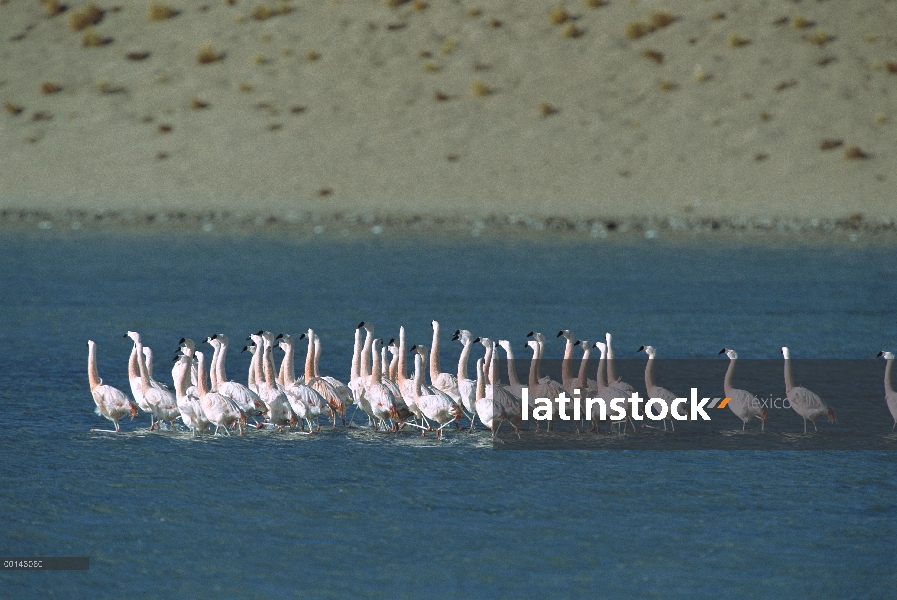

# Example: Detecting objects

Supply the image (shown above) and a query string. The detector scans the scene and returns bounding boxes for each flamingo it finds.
[429,320,460,401]
[126,332,179,430]
[588,341,637,434]
[174,337,199,395]
[274,333,320,432]
[451,329,477,428]
[288,331,331,431]
[488,347,522,438]
[195,351,245,436]
[637,345,685,431]
[782,346,835,433]
[474,357,504,441]
[717,348,767,431]
[347,324,374,425]
[124,335,156,428]
[558,330,578,393]
[368,338,400,430]
[525,339,559,431]
[87,340,138,432]
[207,334,266,421]
[254,332,295,431]
[410,343,458,422]
[496,339,525,398]
[877,351,897,431]
[395,326,429,432]
[412,353,462,439]
[172,354,210,437]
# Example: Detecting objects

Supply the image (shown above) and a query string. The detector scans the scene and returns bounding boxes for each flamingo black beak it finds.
[718,348,727,355]
[526,331,534,338]
[574,340,581,346]
[299,333,306,340]
[275,333,283,340]
[637,346,645,352]
[556,331,564,338]
[473,337,481,343]
[357,321,365,328]
[877,351,884,357]
[451,333,459,341]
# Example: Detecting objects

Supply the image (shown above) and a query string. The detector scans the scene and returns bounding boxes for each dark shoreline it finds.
[1,207,895,244]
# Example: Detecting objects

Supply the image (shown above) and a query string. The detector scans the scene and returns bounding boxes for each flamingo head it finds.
[878,351,894,360]
[759,407,769,421]
[827,408,836,423]
[129,403,139,419]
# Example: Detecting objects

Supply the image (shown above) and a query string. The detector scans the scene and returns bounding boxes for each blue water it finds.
[1,231,895,597]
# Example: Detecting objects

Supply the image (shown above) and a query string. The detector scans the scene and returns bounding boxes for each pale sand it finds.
[1,0,895,231]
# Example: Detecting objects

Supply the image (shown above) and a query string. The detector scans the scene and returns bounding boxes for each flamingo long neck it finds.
[724,357,736,394]
[596,346,607,389]
[208,342,220,391]
[886,358,894,395]
[304,334,315,382]
[135,340,151,392]
[371,342,383,384]
[413,355,423,399]
[314,338,322,377]
[397,327,408,384]
[457,338,472,381]
[576,346,590,390]
[88,342,101,391]
[783,355,794,394]
[606,337,618,383]
[174,358,191,398]
[144,348,155,378]
[381,347,389,380]
[475,360,484,402]
[536,340,545,380]
[264,341,278,389]
[360,328,373,378]
[430,322,442,381]
[216,339,229,386]
[351,328,362,381]
[248,347,259,388]
[276,342,288,386]
[645,352,656,391]
[128,344,139,381]
[196,352,210,397]
[503,344,521,387]
[528,344,539,388]
[489,348,500,386]
[561,336,574,387]
[388,349,399,381]
[277,341,291,386]
[483,342,493,385]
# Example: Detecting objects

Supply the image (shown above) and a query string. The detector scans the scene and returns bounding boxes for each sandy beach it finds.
[1,0,895,233]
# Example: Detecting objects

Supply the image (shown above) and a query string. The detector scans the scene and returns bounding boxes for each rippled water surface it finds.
[1,232,896,597]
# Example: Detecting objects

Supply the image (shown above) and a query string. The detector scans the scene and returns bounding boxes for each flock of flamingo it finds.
[86,321,897,439]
